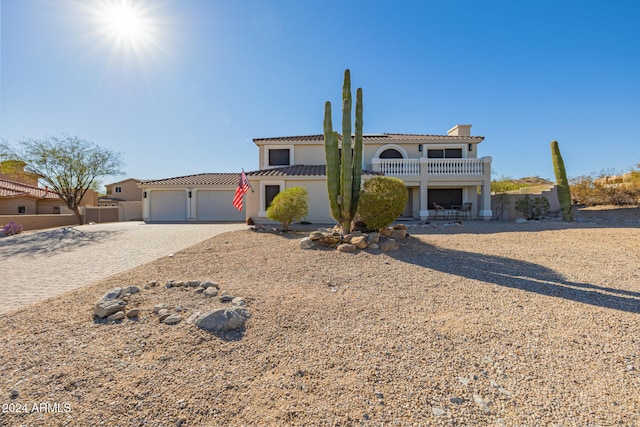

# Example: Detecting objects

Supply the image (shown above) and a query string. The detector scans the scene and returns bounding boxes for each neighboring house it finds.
[0,178,64,215]
[138,174,246,222]
[138,124,492,224]
[245,124,492,222]
[95,178,144,221]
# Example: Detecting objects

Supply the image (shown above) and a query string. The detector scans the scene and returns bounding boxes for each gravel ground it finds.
[1,214,640,426]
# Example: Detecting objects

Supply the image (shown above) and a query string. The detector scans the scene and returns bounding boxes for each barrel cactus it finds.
[323,69,363,233]
[551,140,573,221]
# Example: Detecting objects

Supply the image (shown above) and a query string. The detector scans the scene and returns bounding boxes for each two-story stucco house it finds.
[244,124,492,222]
[138,124,491,223]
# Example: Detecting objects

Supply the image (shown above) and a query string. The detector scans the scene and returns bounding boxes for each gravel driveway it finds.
[0,222,247,314]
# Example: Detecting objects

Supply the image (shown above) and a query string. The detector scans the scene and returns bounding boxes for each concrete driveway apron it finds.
[0,222,247,314]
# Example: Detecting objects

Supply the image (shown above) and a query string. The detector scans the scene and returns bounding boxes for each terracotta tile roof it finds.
[0,179,59,199]
[139,173,242,186]
[253,134,326,143]
[254,133,484,143]
[246,165,382,177]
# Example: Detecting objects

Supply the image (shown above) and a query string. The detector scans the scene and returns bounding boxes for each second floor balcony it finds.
[371,158,488,177]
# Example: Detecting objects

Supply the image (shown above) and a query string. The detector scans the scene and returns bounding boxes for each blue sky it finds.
[1,0,639,183]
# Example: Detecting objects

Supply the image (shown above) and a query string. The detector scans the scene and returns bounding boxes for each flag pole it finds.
[242,169,254,193]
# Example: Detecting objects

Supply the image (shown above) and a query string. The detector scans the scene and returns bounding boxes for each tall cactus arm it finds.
[324,102,341,223]
[351,87,364,218]
[551,140,573,222]
[341,72,353,224]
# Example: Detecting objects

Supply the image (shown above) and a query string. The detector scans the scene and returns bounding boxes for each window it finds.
[268,149,290,166]
[265,185,280,210]
[18,206,26,214]
[114,186,122,193]
[427,149,463,158]
[380,148,403,159]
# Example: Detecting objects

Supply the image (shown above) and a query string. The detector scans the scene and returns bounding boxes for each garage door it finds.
[149,191,187,221]
[196,190,245,221]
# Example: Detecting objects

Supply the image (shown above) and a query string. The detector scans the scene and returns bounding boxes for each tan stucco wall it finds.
[491,186,560,220]
[0,214,79,231]
[0,197,38,215]
[291,144,324,166]
[106,180,142,202]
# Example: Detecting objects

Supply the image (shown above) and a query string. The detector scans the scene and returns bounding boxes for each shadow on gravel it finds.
[0,226,122,257]
[389,236,640,314]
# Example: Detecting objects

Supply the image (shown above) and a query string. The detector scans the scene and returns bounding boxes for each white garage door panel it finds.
[196,191,245,221]
[150,191,187,221]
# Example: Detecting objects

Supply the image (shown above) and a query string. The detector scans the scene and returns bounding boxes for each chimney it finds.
[447,124,472,137]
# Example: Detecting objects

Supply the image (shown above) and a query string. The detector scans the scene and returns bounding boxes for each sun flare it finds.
[89,0,160,57]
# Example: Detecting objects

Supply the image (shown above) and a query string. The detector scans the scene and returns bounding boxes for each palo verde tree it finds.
[324,69,363,233]
[0,134,125,223]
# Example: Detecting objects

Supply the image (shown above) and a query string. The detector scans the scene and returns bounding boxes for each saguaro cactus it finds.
[324,69,363,233]
[551,140,573,221]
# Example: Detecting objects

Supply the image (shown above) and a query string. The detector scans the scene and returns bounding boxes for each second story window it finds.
[115,186,122,193]
[427,149,462,159]
[268,149,290,166]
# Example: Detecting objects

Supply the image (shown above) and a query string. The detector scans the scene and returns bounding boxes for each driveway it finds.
[0,222,247,314]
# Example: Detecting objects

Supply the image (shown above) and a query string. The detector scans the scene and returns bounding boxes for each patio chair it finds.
[433,202,446,219]
[459,202,473,220]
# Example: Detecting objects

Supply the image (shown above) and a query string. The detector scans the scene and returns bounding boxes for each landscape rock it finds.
[300,237,315,249]
[126,308,140,318]
[351,236,368,249]
[153,304,167,314]
[318,235,341,247]
[201,281,219,289]
[107,311,125,321]
[220,292,235,303]
[380,239,400,252]
[308,231,324,241]
[232,297,246,306]
[337,243,357,252]
[515,218,528,223]
[94,291,127,318]
[122,285,140,295]
[189,307,251,333]
[204,287,219,297]
[163,314,183,325]
[389,229,407,240]
[367,232,380,244]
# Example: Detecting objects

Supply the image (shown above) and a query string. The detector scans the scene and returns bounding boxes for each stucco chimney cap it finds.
[447,124,472,137]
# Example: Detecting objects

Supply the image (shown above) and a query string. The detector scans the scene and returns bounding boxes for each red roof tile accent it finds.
[0,179,59,199]
[139,173,242,186]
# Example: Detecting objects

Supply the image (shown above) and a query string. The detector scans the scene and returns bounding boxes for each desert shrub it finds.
[514,195,550,220]
[570,173,640,206]
[2,221,23,236]
[267,187,308,232]
[357,176,408,231]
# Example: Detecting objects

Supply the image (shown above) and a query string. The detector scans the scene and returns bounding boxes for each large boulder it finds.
[94,288,128,318]
[189,307,251,333]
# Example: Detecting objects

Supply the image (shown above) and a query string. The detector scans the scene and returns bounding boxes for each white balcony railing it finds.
[371,158,485,176]
[371,159,420,175]
[426,159,485,175]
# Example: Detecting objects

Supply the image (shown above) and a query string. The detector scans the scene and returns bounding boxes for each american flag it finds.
[232,171,250,211]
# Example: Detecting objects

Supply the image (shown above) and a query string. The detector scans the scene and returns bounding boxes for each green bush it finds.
[514,195,551,220]
[357,176,408,231]
[267,187,309,232]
